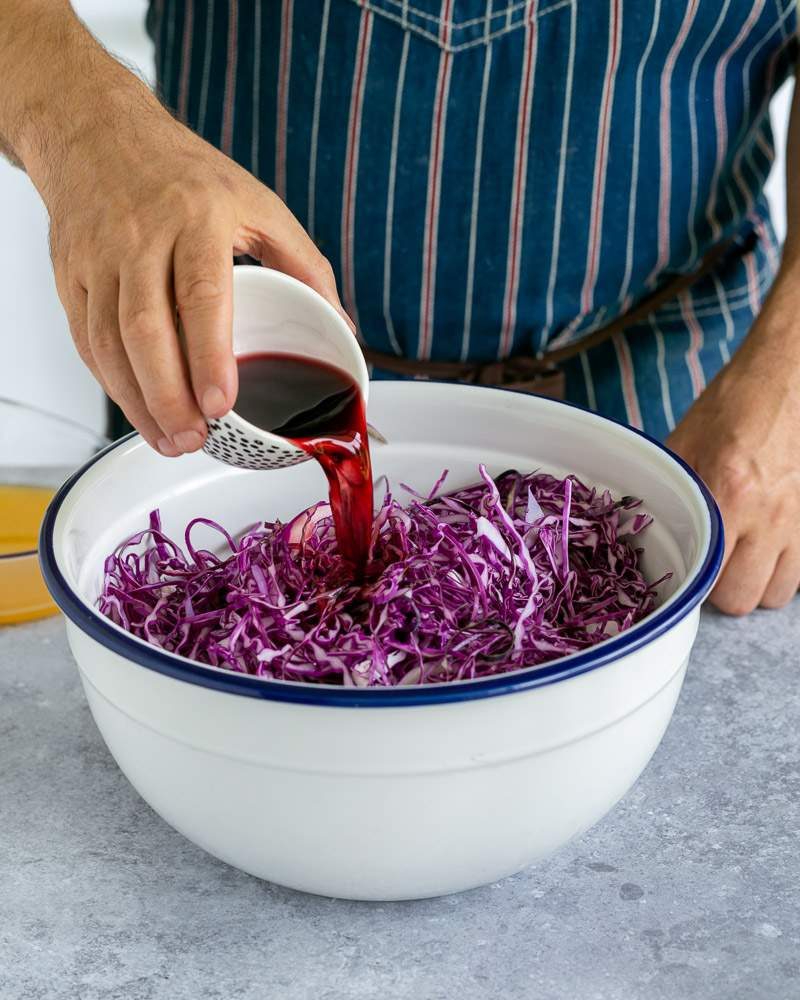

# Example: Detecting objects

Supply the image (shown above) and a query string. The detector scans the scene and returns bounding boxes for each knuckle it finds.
[152,180,191,218]
[112,392,143,423]
[315,255,335,278]
[110,230,143,261]
[163,175,237,228]
[121,305,161,347]
[63,240,92,280]
[143,388,198,433]
[72,334,94,367]
[760,582,796,610]
[715,460,756,505]
[712,588,757,617]
[165,176,214,212]
[63,251,82,285]
[760,594,789,610]
[64,299,86,336]
[144,386,182,419]
[212,167,237,196]
[97,210,142,250]
[176,274,225,312]
[117,406,159,447]
[146,402,185,434]
[114,391,140,418]
[88,323,118,358]
[110,376,145,415]
[306,255,335,287]
[189,344,227,370]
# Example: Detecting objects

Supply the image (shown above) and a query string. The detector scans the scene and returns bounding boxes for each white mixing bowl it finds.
[40,383,722,900]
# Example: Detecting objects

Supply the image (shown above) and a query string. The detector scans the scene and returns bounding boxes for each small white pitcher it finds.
[203,266,369,471]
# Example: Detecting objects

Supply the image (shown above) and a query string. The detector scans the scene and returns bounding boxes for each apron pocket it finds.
[341,0,543,53]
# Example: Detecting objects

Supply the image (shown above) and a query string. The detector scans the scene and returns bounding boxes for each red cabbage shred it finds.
[99,467,667,686]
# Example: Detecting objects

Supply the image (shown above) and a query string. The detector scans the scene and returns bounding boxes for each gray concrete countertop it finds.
[1,608,798,1000]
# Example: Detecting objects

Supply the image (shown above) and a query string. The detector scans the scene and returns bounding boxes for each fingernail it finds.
[172,429,205,452]
[157,437,180,457]
[201,386,228,418]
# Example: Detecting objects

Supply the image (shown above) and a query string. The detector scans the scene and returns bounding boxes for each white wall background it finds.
[0,1,152,434]
[0,5,794,436]
[767,79,793,244]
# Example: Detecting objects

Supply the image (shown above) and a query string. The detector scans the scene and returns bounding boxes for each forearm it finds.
[667,76,800,615]
[0,1,157,192]
[732,75,800,374]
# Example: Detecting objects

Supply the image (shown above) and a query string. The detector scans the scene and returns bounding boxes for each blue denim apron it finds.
[148,0,797,439]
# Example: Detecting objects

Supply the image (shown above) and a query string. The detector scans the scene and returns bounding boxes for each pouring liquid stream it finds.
[235,353,374,574]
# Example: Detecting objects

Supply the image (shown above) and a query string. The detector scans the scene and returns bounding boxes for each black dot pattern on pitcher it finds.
[203,418,306,470]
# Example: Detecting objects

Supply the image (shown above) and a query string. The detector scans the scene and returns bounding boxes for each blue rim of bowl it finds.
[39,391,723,708]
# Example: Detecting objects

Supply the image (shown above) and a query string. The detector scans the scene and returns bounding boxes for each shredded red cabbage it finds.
[98,467,668,686]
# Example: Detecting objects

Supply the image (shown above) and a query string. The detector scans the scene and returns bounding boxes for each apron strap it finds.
[362,233,751,397]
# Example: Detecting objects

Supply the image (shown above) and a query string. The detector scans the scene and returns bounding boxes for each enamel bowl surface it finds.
[41,383,721,900]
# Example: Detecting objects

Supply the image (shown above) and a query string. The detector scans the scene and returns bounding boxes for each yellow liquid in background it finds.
[0,484,58,624]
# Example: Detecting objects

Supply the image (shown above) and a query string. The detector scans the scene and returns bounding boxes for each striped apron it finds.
[148,0,798,440]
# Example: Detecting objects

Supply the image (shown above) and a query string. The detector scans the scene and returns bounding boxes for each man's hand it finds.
[43,95,347,456]
[667,266,800,615]
[670,69,800,616]
[0,3,347,456]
